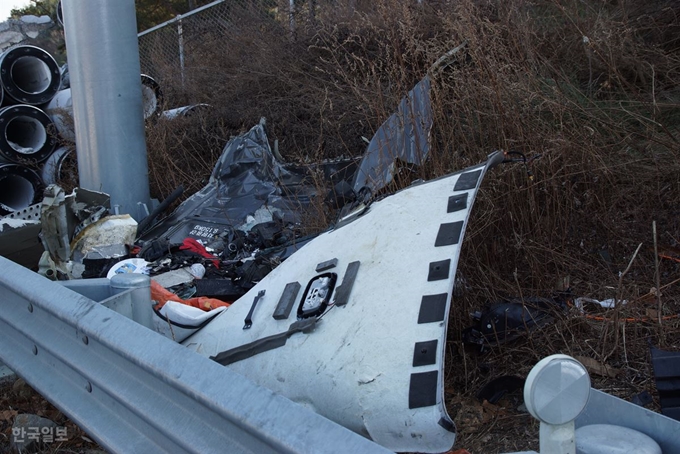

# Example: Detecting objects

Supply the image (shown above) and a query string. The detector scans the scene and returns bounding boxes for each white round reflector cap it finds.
[524,354,591,425]
[576,424,661,454]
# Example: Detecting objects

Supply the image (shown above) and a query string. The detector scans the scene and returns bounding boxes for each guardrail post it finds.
[110,274,153,329]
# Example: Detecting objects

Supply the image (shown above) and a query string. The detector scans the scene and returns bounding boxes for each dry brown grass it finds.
[48,0,680,451]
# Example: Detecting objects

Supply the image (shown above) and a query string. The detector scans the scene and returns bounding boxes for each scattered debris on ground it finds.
[2,0,680,452]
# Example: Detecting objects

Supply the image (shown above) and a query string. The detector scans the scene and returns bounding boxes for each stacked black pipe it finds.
[0,42,164,216]
[0,44,61,215]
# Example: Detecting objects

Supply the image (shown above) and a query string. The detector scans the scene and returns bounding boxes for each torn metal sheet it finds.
[151,267,196,288]
[138,75,431,269]
[351,76,433,195]
[70,215,137,263]
[0,204,43,268]
[139,119,357,256]
[39,184,112,278]
[186,152,504,453]
[209,118,318,228]
[161,104,211,120]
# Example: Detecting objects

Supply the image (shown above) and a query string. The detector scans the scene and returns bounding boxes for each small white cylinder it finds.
[540,421,575,454]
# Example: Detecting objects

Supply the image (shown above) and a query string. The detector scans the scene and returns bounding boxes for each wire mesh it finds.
[137,0,285,104]
[135,0,379,105]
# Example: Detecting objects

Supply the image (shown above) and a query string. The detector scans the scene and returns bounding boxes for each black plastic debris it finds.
[139,119,356,247]
[650,346,680,421]
[133,76,435,295]
[463,296,566,350]
[194,278,245,301]
[134,119,361,292]
[138,238,171,262]
[631,390,654,408]
[476,376,526,404]
[250,221,283,249]
[325,180,356,210]
[236,260,273,289]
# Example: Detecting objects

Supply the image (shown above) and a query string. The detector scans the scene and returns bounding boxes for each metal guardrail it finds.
[0,256,391,453]
[576,389,680,453]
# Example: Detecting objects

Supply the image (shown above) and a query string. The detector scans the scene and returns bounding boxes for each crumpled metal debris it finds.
[140,118,355,244]
[0,209,42,269]
[132,117,363,301]
[351,76,433,196]
[32,73,436,304]
[39,184,114,279]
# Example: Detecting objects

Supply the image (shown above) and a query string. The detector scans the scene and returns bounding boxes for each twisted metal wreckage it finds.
[2,8,680,454]
[3,75,680,454]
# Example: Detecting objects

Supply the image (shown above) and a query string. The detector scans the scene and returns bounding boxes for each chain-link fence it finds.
[137,0,288,103]
[136,0,423,104]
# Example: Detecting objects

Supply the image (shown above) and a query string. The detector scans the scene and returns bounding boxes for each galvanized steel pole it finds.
[62,0,151,221]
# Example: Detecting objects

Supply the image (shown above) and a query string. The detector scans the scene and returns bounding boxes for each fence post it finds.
[309,0,315,22]
[289,0,295,37]
[178,15,186,88]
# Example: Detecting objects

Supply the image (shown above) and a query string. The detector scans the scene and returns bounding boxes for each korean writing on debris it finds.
[188,225,220,239]
[12,426,68,444]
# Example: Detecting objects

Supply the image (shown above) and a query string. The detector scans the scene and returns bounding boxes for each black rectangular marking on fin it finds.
[334,261,360,307]
[413,340,438,367]
[438,417,456,433]
[434,221,463,247]
[316,258,338,272]
[211,318,317,366]
[454,169,482,191]
[273,282,301,320]
[409,371,439,409]
[427,259,450,281]
[447,194,467,213]
[418,293,448,324]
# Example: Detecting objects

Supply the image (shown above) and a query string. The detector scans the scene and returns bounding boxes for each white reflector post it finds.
[525,354,591,454]
[62,0,151,220]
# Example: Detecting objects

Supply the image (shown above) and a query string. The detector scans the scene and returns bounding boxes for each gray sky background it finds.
[1,0,33,22]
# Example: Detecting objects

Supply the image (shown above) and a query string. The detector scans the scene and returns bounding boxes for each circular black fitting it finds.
[0,45,61,105]
[0,104,57,163]
[0,163,43,215]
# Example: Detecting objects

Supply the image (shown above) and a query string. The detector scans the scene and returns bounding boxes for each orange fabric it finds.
[151,280,231,311]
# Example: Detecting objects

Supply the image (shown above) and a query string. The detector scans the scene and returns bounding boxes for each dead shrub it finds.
[141,0,680,450]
